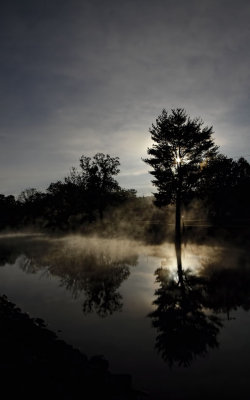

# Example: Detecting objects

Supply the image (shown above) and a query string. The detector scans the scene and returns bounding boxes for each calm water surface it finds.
[0,234,250,399]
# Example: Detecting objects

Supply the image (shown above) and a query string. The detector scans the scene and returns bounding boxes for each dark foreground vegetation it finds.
[0,294,143,399]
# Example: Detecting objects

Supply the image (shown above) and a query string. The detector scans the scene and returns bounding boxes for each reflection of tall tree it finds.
[150,246,250,367]
[149,267,221,367]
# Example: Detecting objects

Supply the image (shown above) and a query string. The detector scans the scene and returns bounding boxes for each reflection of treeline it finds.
[0,235,138,317]
[1,153,250,240]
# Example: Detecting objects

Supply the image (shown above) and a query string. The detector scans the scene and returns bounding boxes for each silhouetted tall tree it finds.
[144,108,218,268]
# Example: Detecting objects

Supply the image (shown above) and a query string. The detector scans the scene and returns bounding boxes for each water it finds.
[0,234,250,399]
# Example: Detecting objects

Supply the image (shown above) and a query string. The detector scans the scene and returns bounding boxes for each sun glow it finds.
[175,155,181,165]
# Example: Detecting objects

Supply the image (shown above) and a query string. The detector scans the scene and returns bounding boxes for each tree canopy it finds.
[198,154,250,221]
[144,108,218,207]
[66,153,121,220]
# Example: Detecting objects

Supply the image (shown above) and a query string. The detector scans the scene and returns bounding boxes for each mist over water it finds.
[0,232,250,398]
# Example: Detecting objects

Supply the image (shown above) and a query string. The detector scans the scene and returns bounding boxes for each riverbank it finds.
[0,294,142,399]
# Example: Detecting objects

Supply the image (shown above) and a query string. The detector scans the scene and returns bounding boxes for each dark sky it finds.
[1,0,250,195]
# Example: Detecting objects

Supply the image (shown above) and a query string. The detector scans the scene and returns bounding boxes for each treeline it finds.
[0,152,250,239]
[183,154,250,242]
[0,153,134,231]
[0,153,168,240]
[197,155,250,222]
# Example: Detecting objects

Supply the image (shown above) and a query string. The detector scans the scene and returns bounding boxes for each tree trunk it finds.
[175,189,184,286]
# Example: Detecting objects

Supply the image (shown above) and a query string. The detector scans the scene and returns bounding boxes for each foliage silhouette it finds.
[0,194,18,229]
[65,153,121,221]
[1,143,250,241]
[198,154,250,222]
[144,109,218,206]
[0,153,139,232]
